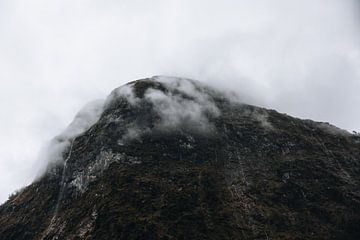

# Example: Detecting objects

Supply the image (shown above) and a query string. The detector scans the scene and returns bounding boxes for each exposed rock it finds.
[1,76,359,239]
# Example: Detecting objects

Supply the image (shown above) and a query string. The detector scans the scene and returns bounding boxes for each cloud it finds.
[111,77,221,144]
[35,99,105,178]
[145,77,220,132]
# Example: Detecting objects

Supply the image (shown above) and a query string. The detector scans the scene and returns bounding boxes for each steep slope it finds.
[1,76,360,240]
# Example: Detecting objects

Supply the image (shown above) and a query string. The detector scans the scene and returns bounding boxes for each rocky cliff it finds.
[1,76,359,239]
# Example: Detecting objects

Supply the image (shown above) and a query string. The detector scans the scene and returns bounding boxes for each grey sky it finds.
[0,0,359,203]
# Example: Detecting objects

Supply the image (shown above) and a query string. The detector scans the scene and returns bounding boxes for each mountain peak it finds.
[1,77,360,239]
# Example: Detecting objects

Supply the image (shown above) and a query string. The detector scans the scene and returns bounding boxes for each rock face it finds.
[1,76,360,240]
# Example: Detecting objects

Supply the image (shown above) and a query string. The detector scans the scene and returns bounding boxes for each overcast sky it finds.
[0,0,359,203]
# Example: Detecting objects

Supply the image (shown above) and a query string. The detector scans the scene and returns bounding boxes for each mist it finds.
[35,99,105,178]
[0,0,359,203]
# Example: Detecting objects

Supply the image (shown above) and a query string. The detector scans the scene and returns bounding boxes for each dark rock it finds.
[1,76,359,240]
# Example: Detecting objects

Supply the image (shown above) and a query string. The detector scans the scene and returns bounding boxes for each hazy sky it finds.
[0,0,359,203]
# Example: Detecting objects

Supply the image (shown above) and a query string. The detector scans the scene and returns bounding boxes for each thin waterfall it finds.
[41,138,76,239]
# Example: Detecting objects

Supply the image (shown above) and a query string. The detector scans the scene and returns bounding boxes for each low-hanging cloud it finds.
[36,99,105,178]
[112,77,221,144]
[145,77,220,131]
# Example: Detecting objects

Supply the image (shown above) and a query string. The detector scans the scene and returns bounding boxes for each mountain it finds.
[1,76,360,240]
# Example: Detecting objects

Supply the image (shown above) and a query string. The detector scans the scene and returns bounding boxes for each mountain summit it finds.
[1,76,360,239]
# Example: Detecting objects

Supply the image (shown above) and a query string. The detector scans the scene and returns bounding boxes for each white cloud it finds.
[35,99,105,178]
[145,77,220,131]
[0,0,359,203]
